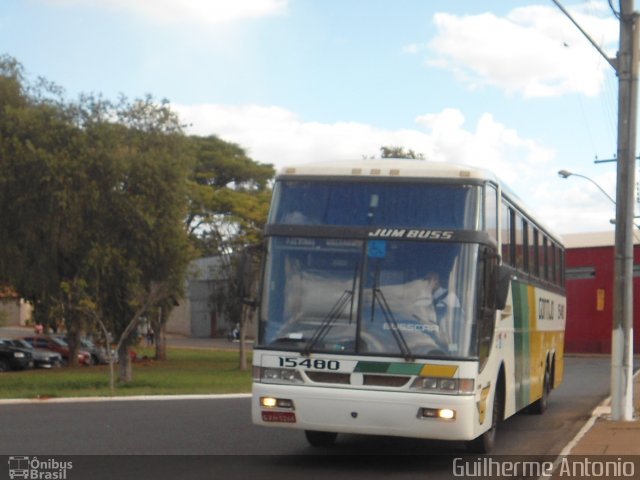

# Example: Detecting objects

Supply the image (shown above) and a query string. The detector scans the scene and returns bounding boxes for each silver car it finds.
[1,338,62,368]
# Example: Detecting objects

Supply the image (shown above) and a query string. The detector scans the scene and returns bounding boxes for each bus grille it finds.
[305,371,411,387]
[305,371,351,384]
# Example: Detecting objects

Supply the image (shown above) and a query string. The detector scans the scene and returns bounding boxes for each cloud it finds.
[175,103,557,216]
[427,4,618,97]
[177,102,625,234]
[41,0,288,25]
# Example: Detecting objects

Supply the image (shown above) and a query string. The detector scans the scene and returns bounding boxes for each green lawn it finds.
[0,347,252,399]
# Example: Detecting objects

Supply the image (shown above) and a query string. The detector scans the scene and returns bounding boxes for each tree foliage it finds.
[0,55,274,379]
[0,56,193,380]
[185,135,274,370]
[379,145,425,160]
[185,135,273,256]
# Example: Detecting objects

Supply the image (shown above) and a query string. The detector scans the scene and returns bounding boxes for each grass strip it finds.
[0,347,252,399]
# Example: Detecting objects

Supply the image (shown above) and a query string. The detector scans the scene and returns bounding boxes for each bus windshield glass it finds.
[259,237,479,359]
[270,181,480,229]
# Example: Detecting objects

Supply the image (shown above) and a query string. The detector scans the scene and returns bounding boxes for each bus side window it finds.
[545,240,552,283]
[549,243,557,285]
[485,183,498,242]
[522,219,530,273]
[542,236,549,281]
[515,212,524,271]
[539,235,547,280]
[501,203,513,266]
[531,227,540,278]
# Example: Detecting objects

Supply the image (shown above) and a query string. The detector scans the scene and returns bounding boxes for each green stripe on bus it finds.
[354,361,427,376]
[512,282,531,410]
[387,363,423,375]
[354,361,390,373]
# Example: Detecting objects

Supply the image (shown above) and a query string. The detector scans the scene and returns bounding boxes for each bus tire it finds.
[304,430,337,447]
[466,378,503,454]
[530,367,551,415]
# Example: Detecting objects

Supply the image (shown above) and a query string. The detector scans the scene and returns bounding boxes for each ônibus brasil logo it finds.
[8,456,73,479]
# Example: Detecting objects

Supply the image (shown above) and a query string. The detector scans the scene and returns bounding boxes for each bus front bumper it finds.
[252,383,480,441]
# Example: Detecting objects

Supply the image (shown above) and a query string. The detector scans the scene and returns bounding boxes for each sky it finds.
[0,0,631,235]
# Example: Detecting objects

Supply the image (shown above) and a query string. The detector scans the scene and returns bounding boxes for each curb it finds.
[560,366,640,456]
[0,393,251,406]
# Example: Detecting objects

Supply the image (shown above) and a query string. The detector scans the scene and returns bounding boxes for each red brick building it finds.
[563,231,640,353]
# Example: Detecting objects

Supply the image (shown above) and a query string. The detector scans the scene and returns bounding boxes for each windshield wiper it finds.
[370,264,414,361]
[303,264,359,355]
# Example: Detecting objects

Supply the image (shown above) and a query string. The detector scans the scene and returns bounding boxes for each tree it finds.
[0,56,193,380]
[73,94,193,379]
[0,55,269,382]
[185,135,274,369]
[379,145,425,160]
[0,55,96,364]
[185,135,273,254]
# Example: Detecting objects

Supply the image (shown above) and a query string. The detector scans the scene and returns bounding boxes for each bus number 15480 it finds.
[278,357,340,370]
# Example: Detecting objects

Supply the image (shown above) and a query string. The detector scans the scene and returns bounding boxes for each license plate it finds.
[262,411,296,423]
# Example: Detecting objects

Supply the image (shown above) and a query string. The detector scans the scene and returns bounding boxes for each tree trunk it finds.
[67,326,80,367]
[152,307,167,360]
[117,343,132,382]
[155,322,167,361]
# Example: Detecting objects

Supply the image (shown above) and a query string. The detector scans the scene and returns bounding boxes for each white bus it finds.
[252,160,566,453]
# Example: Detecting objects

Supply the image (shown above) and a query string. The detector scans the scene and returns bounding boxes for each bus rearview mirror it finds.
[496,266,512,310]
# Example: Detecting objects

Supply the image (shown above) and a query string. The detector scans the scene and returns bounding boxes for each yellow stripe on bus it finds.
[420,364,458,378]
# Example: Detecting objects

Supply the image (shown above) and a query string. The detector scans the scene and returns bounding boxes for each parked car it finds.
[59,336,112,365]
[0,341,33,372]
[20,335,92,366]
[1,338,62,368]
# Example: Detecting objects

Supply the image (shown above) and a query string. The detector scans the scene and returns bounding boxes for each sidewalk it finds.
[564,367,640,455]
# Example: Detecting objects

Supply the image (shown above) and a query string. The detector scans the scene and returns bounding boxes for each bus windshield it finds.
[259,237,480,359]
[270,181,480,229]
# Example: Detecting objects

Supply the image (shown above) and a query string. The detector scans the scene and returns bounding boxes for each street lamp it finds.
[557,170,617,205]
[558,170,640,229]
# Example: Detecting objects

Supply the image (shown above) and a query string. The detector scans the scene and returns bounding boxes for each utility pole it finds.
[611,0,637,421]
[553,0,637,420]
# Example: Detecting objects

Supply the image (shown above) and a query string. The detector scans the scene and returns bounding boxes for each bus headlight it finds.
[257,367,304,385]
[260,396,295,410]
[410,377,474,395]
[418,407,456,420]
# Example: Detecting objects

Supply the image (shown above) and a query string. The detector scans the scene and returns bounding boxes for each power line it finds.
[609,0,622,19]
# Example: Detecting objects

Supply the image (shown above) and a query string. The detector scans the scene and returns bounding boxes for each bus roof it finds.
[276,159,563,246]
[276,159,499,182]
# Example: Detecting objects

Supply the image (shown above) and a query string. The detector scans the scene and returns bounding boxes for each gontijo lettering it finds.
[538,297,555,321]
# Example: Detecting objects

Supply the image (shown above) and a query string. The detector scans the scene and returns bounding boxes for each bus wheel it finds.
[466,389,502,454]
[304,430,338,447]
[530,368,550,415]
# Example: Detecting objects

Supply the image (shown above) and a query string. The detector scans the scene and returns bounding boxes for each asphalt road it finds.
[0,356,614,480]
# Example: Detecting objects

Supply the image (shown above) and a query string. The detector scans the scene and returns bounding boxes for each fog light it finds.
[261,397,277,408]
